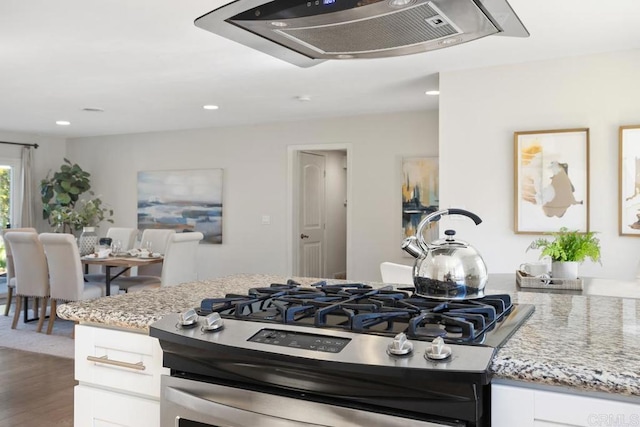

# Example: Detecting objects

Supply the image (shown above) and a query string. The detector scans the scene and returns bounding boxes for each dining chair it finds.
[2,227,38,317]
[380,261,414,285]
[135,228,176,277]
[4,231,49,332]
[39,233,120,335]
[86,227,140,281]
[114,232,204,293]
[106,227,138,251]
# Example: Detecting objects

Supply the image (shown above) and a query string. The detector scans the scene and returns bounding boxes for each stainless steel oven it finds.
[150,281,534,427]
[161,375,459,426]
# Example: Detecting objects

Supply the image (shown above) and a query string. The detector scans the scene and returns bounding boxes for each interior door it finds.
[298,152,326,277]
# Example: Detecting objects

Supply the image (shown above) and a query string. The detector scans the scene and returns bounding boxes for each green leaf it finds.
[56,193,71,204]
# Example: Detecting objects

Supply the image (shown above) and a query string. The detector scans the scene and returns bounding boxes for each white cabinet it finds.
[492,382,640,427]
[74,324,169,426]
[75,384,160,427]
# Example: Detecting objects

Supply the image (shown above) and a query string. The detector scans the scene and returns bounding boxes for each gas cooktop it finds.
[195,279,534,348]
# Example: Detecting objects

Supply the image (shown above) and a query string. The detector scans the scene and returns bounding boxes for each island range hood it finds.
[194,0,528,67]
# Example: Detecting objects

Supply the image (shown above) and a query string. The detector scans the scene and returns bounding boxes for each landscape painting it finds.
[402,157,439,242]
[137,169,223,244]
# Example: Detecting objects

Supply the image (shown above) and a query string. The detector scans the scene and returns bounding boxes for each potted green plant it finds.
[528,227,601,279]
[49,198,114,232]
[41,159,114,255]
[40,158,91,231]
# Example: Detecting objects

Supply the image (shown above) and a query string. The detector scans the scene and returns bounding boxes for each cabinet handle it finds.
[87,355,146,371]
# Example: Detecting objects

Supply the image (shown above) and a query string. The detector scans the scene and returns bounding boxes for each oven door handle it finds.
[164,386,328,427]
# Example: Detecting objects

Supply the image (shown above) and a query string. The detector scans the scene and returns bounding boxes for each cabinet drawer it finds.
[75,324,168,398]
[75,384,160,427]
[535,389,640,427]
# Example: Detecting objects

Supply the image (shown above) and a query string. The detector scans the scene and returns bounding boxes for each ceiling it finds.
[2,0,640,139]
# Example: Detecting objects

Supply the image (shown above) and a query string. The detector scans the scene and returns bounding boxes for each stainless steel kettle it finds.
[401,208,488,300]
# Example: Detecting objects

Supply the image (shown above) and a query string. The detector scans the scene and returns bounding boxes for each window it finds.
[0,158,21,275]
[0,158,20,228]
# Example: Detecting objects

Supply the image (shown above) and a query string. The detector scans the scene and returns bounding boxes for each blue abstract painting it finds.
[137,169,223,244]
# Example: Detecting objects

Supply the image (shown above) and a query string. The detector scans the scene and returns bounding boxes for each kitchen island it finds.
[59,273,640,426]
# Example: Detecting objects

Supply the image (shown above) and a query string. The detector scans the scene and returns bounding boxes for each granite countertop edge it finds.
[490,354,640,396]
[56,274,640,398]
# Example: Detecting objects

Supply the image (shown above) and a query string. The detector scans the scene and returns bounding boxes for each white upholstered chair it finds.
[39,233,119,334]
[86,227,139,281]
[136,228,175,277]
[106,227,138,251]
[380,262,414,285]
[114,232,204,293]
[2,227,37,316]
[4,231,50,332]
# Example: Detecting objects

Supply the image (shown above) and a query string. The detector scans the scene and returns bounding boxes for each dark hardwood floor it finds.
[0,347,74,426]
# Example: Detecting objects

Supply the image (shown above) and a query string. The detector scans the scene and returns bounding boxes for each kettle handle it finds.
[416,208,482,249]
[446,208,482,225]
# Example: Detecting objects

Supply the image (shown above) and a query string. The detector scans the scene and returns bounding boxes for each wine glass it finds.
[141,240,153,257]
[110,240,122,256]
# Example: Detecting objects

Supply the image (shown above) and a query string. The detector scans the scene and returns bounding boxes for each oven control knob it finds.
[178,308,199,328]
[202,312,225,332]
[387,332,414,356]
[425,336,452,360]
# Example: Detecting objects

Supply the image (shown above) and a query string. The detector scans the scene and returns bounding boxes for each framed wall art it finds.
[137,168,223,244]
[514,128,589,234]
[402,157,439,242]
[619,125,640,236]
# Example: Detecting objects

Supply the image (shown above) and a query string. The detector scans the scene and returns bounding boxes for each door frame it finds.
[287,143,352,278]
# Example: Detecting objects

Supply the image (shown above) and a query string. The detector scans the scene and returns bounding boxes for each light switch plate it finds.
[261,215,271,225]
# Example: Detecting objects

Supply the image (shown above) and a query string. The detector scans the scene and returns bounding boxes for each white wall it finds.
[439,49,640,280]
[67,110,438,282]
[0,131,67,231]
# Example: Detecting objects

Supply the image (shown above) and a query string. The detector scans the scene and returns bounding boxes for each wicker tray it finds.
[516,270,583,290]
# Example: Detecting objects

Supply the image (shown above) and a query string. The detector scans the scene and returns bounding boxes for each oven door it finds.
[161,375,464,427]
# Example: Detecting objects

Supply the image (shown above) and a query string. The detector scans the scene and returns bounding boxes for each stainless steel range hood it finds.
[195,0,528,67]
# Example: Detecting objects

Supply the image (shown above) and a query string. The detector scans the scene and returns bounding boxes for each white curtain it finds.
[18,146,35,228]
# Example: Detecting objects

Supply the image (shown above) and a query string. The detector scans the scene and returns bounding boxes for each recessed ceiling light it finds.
[389,0,414,7]
[56,120,71,126]
[296,95,311,102]
[203,105,219,110]
[425,90,440,96]
[271,21,287,27]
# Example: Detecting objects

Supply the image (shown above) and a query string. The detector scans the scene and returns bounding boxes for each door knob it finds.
[300,234,310,239]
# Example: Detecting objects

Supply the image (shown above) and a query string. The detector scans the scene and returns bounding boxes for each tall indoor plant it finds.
[41,158,90,232]
[40,158,114,233]
[528,227,601,279]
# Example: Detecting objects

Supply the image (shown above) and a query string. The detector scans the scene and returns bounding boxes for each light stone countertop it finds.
[56,274,342,331]
[58,273,640,398]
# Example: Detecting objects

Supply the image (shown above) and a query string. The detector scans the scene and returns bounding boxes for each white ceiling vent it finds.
[195,0,528,67]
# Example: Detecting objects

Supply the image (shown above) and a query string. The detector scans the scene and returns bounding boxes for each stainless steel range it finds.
[149,280,534,427]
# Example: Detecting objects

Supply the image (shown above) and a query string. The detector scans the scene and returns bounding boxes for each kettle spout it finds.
[401,236,424,258]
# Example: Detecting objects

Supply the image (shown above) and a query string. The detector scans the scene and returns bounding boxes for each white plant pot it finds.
[551,261,579,279]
